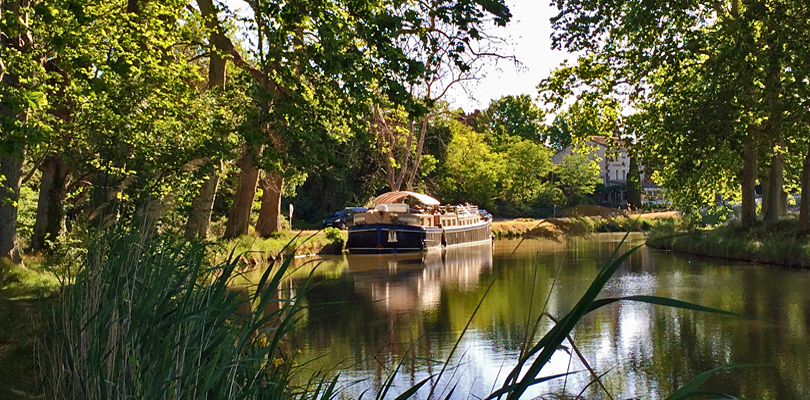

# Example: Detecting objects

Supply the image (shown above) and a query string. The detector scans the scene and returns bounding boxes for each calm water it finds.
[240,233,810,399]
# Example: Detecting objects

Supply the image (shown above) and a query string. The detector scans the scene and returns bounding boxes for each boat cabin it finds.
[352,191,482,229]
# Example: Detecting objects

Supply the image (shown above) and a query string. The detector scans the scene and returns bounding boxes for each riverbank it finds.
[221,209,681,262]
[492,209,680,239]
[647,217,810,268]
[219,229,346,266]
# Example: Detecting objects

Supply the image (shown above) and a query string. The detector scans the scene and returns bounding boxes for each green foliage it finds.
[439,115,601,216]
[555,153,601,206]
[16,183,38,247]
[500,138,558,213]
[545,115,573,151]
[537,56,622,148]
[324,227,343,244]
[479,95,544,148]
[543,0,810,217]
[441,119,504,208]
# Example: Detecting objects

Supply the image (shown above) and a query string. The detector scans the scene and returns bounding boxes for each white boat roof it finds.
[372,191,441,206]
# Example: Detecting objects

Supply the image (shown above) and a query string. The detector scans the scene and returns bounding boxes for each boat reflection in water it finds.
[347,242,493,313]
[292,242,494,396]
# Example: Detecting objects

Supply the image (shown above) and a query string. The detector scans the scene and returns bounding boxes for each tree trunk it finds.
[779,190,787,215]
[626,155,642,210]
[798,140,810,232]
[393,120,416,191]
[184,1,227,240]
[185,160,222,240]
[405,115,430,191]
[0,154,24,266]
[31,155,68,251]
[256,172,283,237]
[1,0,33,269]
[762,17,783,226]
[740,139,757,228]
[760,171,770,217]
[222,149,260,239]
[763,141,784,225]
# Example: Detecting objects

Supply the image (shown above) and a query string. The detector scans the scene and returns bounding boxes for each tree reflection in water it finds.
[243,233,810,400]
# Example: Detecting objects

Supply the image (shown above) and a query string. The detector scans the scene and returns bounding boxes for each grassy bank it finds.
[647,216,810,268]
[492,209,679,239]
[218,228,346,267]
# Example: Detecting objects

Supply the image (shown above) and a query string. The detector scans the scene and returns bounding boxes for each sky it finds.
[444,0,573,112]
[221,0,574,113]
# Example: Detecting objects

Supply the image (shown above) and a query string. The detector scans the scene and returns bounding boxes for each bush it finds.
[324,226,343,245]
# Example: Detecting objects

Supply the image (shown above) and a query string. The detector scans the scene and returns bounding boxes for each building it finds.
[552,136,633,185]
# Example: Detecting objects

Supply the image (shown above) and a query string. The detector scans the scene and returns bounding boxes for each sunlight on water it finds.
[239,233,810,400]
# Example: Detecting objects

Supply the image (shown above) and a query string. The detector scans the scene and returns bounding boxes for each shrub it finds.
[324,226,344,245]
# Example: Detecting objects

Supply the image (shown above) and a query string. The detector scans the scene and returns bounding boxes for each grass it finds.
[492,213,679,239]
[216,228,346,268]
[43,227,340,400]
[0,257,60,400]
[647,214,810,268]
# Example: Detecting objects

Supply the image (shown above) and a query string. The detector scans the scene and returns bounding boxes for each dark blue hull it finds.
[347,222,491,254]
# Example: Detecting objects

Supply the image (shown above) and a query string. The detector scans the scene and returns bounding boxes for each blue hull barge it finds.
[347,191,492,254]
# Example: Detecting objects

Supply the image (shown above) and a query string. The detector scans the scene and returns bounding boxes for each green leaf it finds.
[665,364,766,400]
[586,295,755,320]
[392,375,431,400]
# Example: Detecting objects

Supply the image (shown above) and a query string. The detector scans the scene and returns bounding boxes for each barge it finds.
[346,191,492,253]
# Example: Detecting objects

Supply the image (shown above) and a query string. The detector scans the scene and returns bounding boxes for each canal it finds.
[238,233,810,399]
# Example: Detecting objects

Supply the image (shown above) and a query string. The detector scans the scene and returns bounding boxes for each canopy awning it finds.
[372,191,441,206]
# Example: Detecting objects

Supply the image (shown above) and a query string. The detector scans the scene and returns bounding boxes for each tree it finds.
[185,0,230,240]
[555,153,600,206]
[208,0,513,238]
[372,0,514,192]
[626,154,642,210]
[479,95,544,148]
[545,115,573,151]
[441,119,503,208]
[546,0,810,228]
[1,0,42,266]
[500,137,555,210]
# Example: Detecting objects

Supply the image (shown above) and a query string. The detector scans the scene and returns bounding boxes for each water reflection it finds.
[243,233,810,400]
[350,244,493,313]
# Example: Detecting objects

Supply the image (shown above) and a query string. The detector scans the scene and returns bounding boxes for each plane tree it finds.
[370,0,513,193]
[546,0,810,226]
[198,0,513,238]
[478,94,544,149]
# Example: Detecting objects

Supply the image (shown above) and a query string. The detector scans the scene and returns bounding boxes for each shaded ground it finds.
[0,261,58,400]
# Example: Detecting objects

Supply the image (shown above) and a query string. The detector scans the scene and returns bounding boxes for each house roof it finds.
[590,136,609,146]
[372,191,441,206]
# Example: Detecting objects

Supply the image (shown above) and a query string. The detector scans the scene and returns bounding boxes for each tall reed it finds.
[44,227,333,400]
